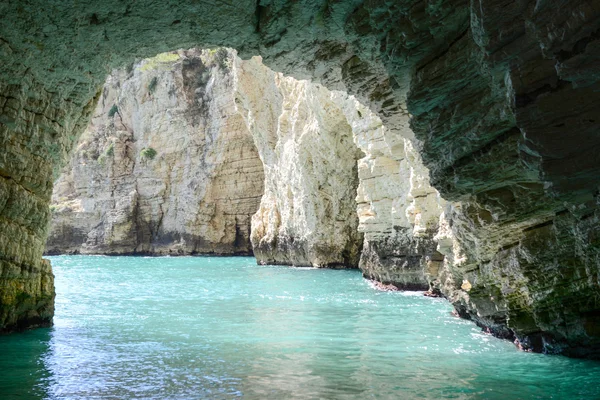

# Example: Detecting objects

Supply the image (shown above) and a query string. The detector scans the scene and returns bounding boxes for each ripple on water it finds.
[0,255,598,399]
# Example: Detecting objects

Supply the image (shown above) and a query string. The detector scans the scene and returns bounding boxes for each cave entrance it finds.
[44,48,366,270]
[1,0,420,332]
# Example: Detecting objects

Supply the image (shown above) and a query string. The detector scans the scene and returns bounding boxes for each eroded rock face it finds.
[48,51,368,268]
[407,3,600,357]
[46,49,264,255]
[235,57,364,268]
[1,0,599,358]
[337,99,445,290]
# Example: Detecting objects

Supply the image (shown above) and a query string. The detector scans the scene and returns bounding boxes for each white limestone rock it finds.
[234,56,364,267]
[46,49,264,255]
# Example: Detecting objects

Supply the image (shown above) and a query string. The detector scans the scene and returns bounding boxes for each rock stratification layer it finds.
[46,49,264,255]
[406,4,600,357]
[341,99,444,290]
[0,0,599,358]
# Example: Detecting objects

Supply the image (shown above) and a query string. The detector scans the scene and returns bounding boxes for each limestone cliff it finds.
[48,51,367,268]
[335,98,445,290]
[234,57,364,268]
[47,49,439,282]
[46,49,264,255]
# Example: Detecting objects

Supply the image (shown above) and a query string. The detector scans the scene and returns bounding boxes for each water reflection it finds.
[0,328,52,399]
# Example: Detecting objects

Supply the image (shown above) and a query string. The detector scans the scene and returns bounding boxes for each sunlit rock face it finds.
[47,50,367,266]
[1,0,599,358]
[46,49,264,255]
[48,48,442,279]
[337,99,445,289]
[234,57,364,268]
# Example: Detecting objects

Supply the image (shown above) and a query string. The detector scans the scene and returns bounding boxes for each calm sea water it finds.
[1,256,599,399]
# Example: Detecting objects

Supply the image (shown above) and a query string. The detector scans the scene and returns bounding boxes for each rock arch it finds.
[1,0,599,357]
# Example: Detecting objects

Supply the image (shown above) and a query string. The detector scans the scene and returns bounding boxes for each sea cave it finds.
[1,0,600,398]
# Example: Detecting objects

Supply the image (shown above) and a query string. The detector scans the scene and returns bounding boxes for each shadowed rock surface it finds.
[0,0,599,358]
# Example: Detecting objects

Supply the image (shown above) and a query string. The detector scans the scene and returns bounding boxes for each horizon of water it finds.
[1,255,599,399]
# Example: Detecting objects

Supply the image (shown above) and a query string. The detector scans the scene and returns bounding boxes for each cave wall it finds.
[1,0,599,357]
[407,1,600,357]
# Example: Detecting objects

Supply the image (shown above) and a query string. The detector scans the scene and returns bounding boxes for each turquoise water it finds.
[1,256,599,399]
